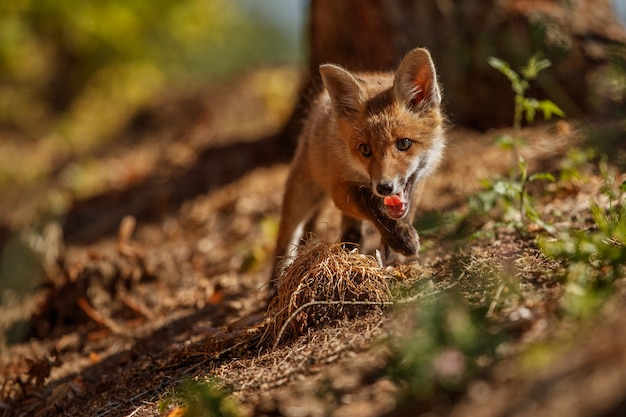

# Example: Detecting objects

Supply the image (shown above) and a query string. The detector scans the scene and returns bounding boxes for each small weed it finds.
[481,54,564,230]
[488,54,564,147]
[160,378,242,417]
[475,158,555,231]
[539,159,626,317]
[559,147,597,182]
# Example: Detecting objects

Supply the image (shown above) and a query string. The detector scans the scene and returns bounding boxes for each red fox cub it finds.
[272,47,445,284]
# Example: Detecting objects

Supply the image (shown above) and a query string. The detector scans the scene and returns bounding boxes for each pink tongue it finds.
[383,192,407,218]
[383,194,403,208]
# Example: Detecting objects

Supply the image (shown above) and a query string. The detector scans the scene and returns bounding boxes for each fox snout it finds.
[375,182,396,197]
[373,179,406,198]
[373,174,417,220]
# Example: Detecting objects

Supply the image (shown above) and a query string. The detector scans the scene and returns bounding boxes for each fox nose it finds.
[376,182,395,196]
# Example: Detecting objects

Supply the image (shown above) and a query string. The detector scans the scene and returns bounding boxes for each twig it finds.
[77,297,127,335]
[272,300,393,349]
[117,215,144,258]
[120,292,154,319]
[486,284,505,318]
[125,405,144,417]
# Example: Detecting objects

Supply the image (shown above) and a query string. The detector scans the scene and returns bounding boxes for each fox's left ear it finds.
[394,48,441,112]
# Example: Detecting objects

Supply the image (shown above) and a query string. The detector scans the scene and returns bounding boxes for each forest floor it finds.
[1,68,625,417]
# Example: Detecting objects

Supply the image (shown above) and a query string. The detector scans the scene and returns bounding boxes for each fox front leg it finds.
[273,172,326,282]
[333,183,420,257]
[357,185,420,257]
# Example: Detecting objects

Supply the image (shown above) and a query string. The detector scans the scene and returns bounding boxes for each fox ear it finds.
[320,64,365,119]
[394,48,441,112]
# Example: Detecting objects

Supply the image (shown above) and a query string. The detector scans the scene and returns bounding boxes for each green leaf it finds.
[537,99,565,120]
[521,54,552,80]
[488,56,520,85]
[535,58,552,73]
[518,156,528,182]
[591,202,611,233]
[528,172,555,182]
[524,204,556,234]
[522,98,539,123]
[494,134,515,150]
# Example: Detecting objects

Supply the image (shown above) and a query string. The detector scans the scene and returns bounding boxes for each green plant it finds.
[472,158,555,231]
[488,53,563,176]
[483,54,564,229]
[559,147,597,182]
[488,54,564,143]
[161,378,241,417]
[539,158,626,316]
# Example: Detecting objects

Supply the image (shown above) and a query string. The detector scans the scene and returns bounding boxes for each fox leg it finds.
[340,214,362,251]
[332,183,420,257]
[271,173,325,285]
[380,180,426,264]
[300,207,322,245]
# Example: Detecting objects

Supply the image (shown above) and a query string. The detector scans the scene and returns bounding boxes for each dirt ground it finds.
[1,70,625,417]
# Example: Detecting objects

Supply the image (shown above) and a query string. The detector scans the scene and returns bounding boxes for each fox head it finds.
[320,47,445,219]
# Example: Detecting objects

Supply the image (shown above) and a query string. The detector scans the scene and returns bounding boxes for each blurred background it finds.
[617,0,626,24]
[0,0,306,205]
[0,0,308,332]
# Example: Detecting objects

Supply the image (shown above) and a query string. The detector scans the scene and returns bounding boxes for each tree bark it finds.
[283,0,625,136]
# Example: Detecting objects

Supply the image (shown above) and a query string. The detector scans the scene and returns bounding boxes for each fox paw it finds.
[382,223,420,256]
[378,244,419,267]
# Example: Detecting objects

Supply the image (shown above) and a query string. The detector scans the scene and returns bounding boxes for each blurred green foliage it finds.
[161,378,241,417]
[0,0,298,146]
[387,293,501,401]
[478,54,563,232]
[539,158,626,317]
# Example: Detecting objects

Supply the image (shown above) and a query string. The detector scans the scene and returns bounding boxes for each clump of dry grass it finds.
[265,240,395,346]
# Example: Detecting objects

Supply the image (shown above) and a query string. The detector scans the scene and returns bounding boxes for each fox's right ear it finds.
[320,64,364,119]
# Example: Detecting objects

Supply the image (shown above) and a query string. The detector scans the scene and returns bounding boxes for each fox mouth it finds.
[382,173,417,219]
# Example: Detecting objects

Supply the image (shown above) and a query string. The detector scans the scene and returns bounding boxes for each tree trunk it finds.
[283,0,625,136]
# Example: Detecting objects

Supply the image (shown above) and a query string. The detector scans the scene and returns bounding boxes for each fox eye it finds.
[358,143,372,157]
[396,138,413,151]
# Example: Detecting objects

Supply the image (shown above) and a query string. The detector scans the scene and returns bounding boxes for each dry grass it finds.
[265,240,396,347]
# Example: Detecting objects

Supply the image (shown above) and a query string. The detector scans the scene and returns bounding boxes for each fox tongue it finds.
[383,194,404,208]
[383,191,407,219]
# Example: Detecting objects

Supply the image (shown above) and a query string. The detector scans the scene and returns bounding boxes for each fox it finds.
[271,47,445,288]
